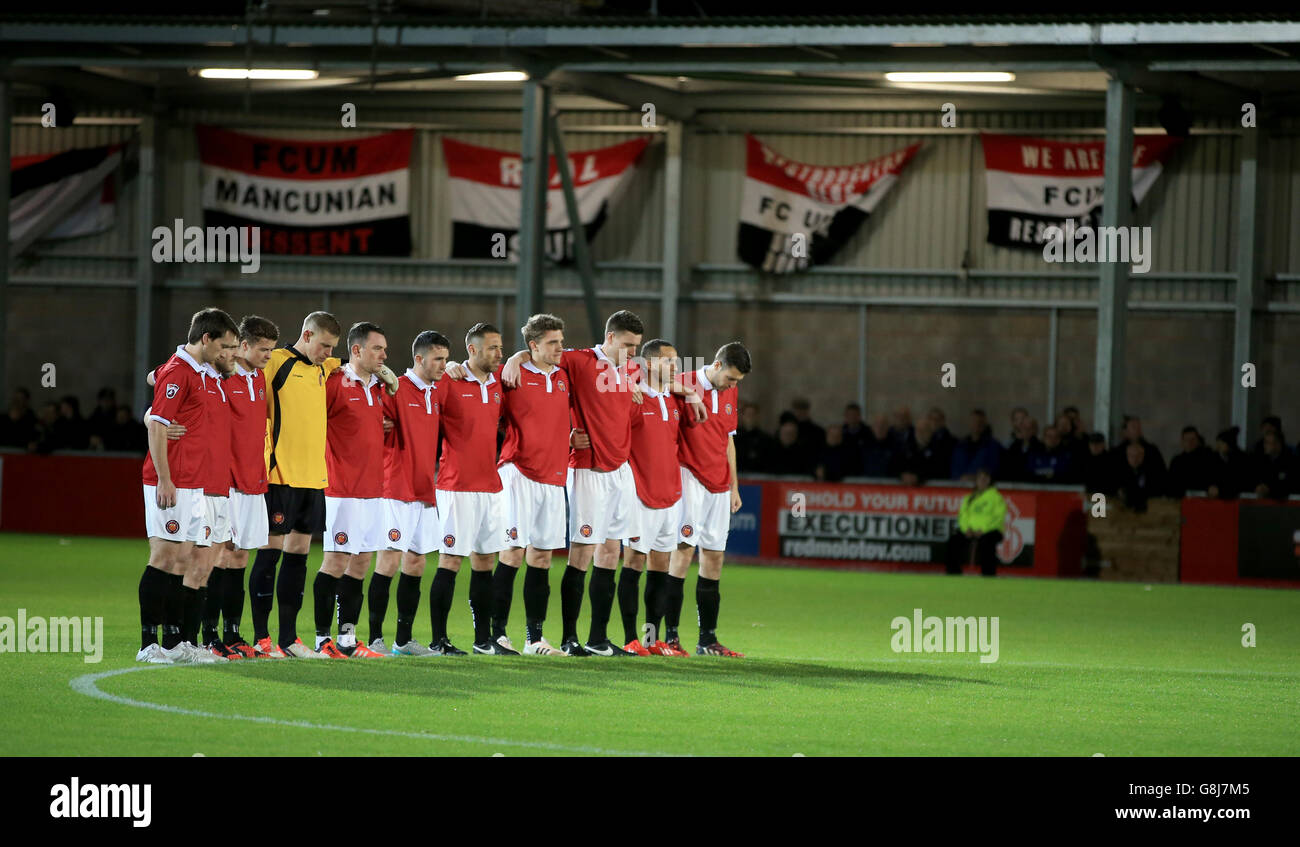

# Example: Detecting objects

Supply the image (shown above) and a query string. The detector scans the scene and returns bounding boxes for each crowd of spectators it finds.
[735,398,1299,506]
[0,387,149,455]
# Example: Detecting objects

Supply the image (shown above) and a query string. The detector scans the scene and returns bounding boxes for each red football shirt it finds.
[203,370,233,496]
[677,366,739,493]
[437,363,504,493]
[499,360,571,487]
[142,347,210,490]
[382,369,444,505]
[562,346,637,472]
[324,364,386,498]
[226,363,269,495]
[628,384,687,509]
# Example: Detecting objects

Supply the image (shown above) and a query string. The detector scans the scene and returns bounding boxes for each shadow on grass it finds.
[195,656,997,701]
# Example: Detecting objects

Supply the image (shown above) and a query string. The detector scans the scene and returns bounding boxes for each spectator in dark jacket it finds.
[86,387,118,449]
[927,406,955,454]
[50,396,90,451]
[862,413,899,477]
[1167,426,1217,497]
[950,409,1002,481]
[1117,442,1166,512]
[1251,430,1296,500]
[1080,432,1118,495]
[1110,414,1165,474]
[816,424,863,482]
[102,405,149,453]
[1003,416,1043,483]
[1251,416,1292,458]
[734,402,776,474]
[771,419,814,477]
[788,397,826,458]
[888,405,914,453]
[841,403,870,456]
[898,415,952,485]
[0,388,38,450]
[32,402,60,454]
[1026,425,1076,484]
[1207,427,1250,499]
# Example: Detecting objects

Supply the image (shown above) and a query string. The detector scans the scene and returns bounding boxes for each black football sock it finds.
[523,564,550,644]
[368,572,393,644]
[664,574,686,642]
[586,567,616,644]
[338,574,364,635]
[428,568,457,644]
[395,572,421,645]
[696,575,721,645]
[161,574,184,649]
[617,568,642,645]
[249,547,281,641]
[313,572,339,641]
[491,562,519,640]
[181,585,203,646]
[201,568,224,645]
[222,567,246,643]
[138,565,168,650]
[276,551,308,648]
[560,565,586,643]
[643,570,667,644]
[469,569,493,646]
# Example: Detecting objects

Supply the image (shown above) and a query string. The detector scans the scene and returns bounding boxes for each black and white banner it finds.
[738,135,922,274]
[197,125,413,256]
[982,132,1183,250]
[442,136,650,262]
[9,144,122,245]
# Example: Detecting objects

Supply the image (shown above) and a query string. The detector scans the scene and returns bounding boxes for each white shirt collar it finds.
[460,361,497,387]
[521,360,554,377]
[344,362,378,388]
[234,361,256,377]
[697,365,716,392]
[174,345,204,374]
[639,380,665,399]
[403,367,432,391]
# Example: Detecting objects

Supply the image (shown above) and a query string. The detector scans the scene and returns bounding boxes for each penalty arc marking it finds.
[70,664,686,757]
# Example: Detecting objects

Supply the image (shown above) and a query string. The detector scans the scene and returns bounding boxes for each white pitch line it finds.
[765,654,1300,678]
[70,664,687,757]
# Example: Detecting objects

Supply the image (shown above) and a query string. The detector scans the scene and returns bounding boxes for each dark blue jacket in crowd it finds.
[950,430,1002,480]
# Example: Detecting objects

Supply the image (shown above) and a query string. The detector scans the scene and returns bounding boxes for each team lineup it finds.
[134,306,753,664]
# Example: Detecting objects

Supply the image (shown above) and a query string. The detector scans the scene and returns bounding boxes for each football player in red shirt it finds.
[432,322,510,655]
[668,342,751,657]
[372,331,450,657]
[314,322,394,659]
[492,314,580,656]
[136,308,240,665]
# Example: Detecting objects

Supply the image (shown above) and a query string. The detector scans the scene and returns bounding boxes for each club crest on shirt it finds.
[493,391,501,404]
[673,408,680,420]
[334,531,348,545]
[388,528,401,542]
[443,534,456,548]
[507,527,518,542]
[272,512,285,525]
[258,388,264,399]
[165,383,179,399]
[558,380,567,392]
[164,519,180,535]
[681,524,694,538]
[204,526,212,539]
[725,403,733,415]
[579,524,593,538]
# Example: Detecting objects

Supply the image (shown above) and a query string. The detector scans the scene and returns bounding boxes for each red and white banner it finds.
[738,135,922,274]
[443,136,650,262]
[9,144,121,244]
[982,132,1182,250]
[197,125,413,256]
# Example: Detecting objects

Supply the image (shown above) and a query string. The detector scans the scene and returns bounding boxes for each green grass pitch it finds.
[1,531,1297,756]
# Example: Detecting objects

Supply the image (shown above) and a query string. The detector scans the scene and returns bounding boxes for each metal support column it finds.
[547,109,602,342]
[661,120,684,343]
[1046,307,1058,424]
[1232,130,1263,448]
[857,303,868,412]
[0,81,11,397]
[516,80,548,326]
[1093,78,1134,446]
[133,113,163,414]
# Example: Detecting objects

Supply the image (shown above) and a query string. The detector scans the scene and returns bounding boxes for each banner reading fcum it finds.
[197,125,413,256]
[774,482,1035,567]
[443,136,650,263]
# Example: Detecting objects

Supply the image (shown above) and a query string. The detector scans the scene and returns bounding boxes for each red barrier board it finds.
[1181,497,1300,589]
[1,452,145,538]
